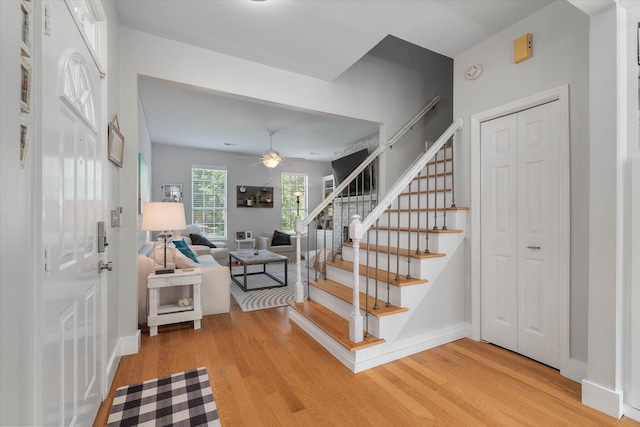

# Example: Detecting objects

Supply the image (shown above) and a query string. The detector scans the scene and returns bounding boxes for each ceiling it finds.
[116,0,557,161]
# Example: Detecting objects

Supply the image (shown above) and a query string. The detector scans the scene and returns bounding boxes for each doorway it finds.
[480,101,561,369]
[470,86,571,374]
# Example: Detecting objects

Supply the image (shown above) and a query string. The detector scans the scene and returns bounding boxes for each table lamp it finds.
[141,202,187,274]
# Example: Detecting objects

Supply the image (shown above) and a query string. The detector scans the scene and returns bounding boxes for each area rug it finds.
[230,263,309,312]
[107,367,220,427]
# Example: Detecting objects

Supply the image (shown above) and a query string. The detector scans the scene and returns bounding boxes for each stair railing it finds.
[347,117,463,342]
[293,95,441,303]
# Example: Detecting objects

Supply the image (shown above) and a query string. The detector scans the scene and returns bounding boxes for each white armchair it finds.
[257,231,298,262]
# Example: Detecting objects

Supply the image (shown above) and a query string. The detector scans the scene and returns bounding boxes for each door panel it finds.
[481,101,561,369]
[41,1,104,425]
[481,114,518,352]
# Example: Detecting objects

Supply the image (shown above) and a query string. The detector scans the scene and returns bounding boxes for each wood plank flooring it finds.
[94,301,639,426]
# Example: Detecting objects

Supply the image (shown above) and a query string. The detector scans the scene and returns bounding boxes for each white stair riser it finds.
[395,192,453,209]
[341,245,450,279]
[423,160,453,176]
[308,285,382,337]
[325,265,403,307]
[410,175,450,190]
[362,229,449,253]
[377,210,465,230]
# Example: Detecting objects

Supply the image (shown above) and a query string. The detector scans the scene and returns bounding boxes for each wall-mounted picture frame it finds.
[108,115,124,167]
[19,120,29,168]
[236,231,245,240]
[162,183,182,202]
[20,2,31,57]
[245,231,253,239]
[20,58,30,112]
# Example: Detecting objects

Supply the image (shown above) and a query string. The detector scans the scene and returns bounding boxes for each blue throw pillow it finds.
[173,239,200,264]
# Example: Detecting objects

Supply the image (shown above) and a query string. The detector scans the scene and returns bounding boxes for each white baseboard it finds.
[624,404,640,422]
[563,358,588,383]
[119,330,141,356]
[582,379,623,419]
[104,346,121,398]
[354,323,466,372]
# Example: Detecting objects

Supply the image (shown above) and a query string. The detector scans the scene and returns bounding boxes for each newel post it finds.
[349,214,364,342]
[294,218,304,303]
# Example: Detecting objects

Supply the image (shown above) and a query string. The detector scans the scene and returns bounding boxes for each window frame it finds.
[191,166,227,239]
[281,172,308,234]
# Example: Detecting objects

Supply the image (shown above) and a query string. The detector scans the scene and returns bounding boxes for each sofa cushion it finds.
[190,233,216,248]
[173,239,200,264]
[271,230,291,246]
[149,245,196,269]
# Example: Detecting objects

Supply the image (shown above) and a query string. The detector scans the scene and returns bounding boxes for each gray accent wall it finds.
[151,144,332,242]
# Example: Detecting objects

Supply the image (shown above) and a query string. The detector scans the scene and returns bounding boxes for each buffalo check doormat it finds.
[107,367,221,426]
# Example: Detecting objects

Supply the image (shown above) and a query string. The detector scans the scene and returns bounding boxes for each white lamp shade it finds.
[141,202,187,231]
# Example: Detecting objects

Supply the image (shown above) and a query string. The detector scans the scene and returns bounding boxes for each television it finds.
[331,149,375,196]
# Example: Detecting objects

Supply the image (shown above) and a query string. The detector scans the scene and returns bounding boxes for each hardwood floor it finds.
[95,302,638,426]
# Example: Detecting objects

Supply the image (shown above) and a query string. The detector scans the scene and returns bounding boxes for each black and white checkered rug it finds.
[107,367,221,427]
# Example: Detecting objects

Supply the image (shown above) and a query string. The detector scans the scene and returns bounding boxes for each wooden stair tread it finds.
[401,188,451,195]
[427,157,452,165]
[287,300,385,351]
[342,242,446,260]
[412,171,453,181]
[372,226,464,234]
[327,259,427,287]
[386,206,469,213]
[307,278,408,317]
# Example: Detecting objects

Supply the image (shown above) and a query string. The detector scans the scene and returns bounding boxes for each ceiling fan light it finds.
[263,157,280,168]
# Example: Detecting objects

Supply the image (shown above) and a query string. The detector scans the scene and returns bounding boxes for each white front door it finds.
[40,1,105,425]
[481,101,562,369]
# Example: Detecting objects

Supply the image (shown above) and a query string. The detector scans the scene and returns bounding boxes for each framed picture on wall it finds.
[162,183,182,202]
[108,116,124,167]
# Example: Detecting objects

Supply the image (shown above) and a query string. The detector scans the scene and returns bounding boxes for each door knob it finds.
[98,260,113,272]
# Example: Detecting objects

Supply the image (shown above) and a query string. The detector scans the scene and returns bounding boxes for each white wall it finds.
[118,28,456,340]
[0,1,36,424]
[151,145,331,240]
[453,0,590,362]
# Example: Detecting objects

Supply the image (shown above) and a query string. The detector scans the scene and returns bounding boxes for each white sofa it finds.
[137,243,230,327]
[174,224,229,266]
[257,231,298,262]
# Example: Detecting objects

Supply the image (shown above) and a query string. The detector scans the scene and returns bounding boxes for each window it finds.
[192,167,227,238]
[281,173,308,233]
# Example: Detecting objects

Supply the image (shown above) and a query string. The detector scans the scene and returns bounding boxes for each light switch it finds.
[514,33,532,64]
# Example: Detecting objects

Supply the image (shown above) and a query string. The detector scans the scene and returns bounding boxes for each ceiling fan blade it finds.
[248,161,263,166]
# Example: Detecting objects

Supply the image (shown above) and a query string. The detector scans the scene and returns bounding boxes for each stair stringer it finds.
[289,229,467,372]
[351,242,467,372]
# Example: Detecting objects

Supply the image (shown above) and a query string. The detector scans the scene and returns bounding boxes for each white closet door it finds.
[481,101,561,369]
[516,102,561,368]
[480,113,519,353]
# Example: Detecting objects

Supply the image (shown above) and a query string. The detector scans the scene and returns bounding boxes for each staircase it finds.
[288,102,466,372]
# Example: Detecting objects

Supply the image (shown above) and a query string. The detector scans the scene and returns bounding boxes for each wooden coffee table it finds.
[229,249,288,292]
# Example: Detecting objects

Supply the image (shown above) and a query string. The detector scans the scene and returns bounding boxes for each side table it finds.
[147,268,202,336]
[234,238,255,250]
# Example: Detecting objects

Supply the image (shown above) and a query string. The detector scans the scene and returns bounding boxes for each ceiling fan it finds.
[249,130,289,168]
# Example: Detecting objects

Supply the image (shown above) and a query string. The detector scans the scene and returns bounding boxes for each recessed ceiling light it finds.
[310,152,320,155]
[224,143,236,146]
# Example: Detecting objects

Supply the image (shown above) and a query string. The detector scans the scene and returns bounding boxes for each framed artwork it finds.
[20,58,31,112]
[162,183,182,202]
[108,115,124,167]
[20,2,31,57]
[19,120,29,168]
[245,231,253,239]
[236,231,245,240]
